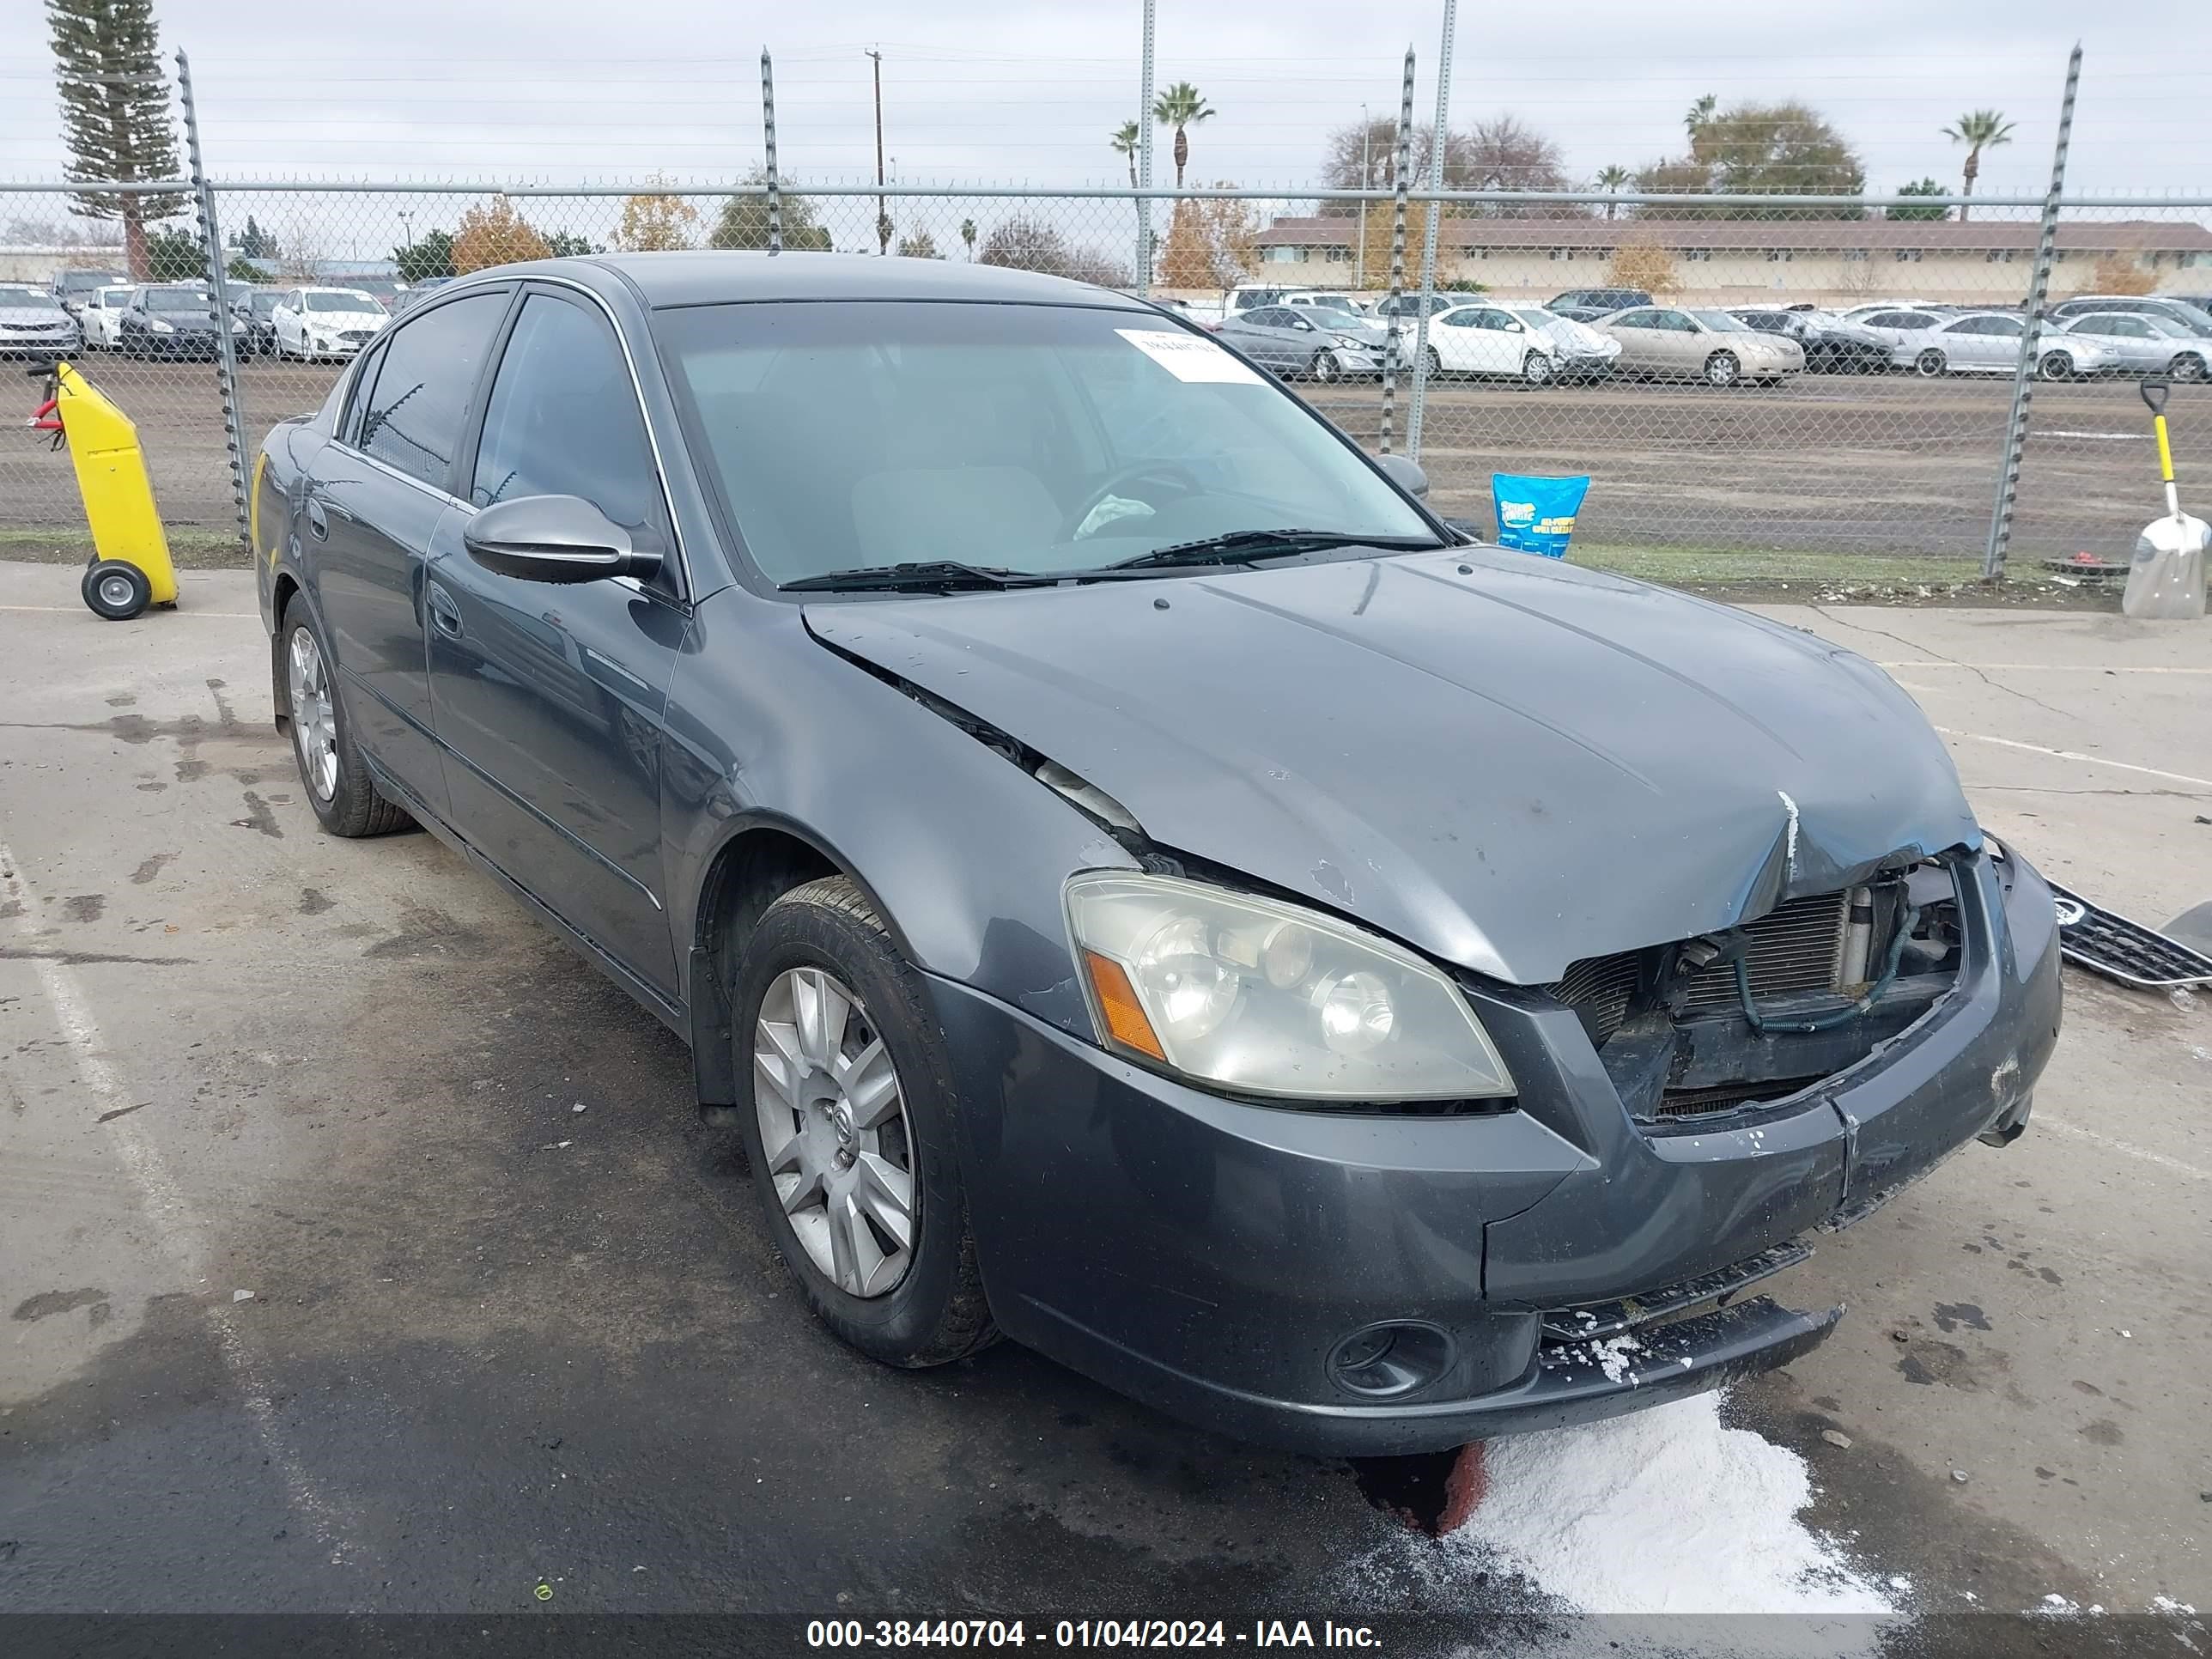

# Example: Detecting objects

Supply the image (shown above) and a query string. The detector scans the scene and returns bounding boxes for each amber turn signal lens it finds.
[1083,950,1166,1061]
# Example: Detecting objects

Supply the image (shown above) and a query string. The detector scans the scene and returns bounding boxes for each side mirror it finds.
[1375,453,1429,499]
[464,495,661,585]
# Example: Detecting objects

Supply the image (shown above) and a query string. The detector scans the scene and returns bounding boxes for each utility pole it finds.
[866,48,890,254]
[398,209,414,252]
[1357,102,1370,289]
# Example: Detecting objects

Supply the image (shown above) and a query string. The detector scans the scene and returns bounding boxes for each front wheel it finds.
[1310,349,1341,384]
[734,877,996,1369]
[2168,353,2208,383]
[82,559,150,622]
[1704,351,1741,387]
[281,595,413,837]
[1522,351,1555,386]
[1916,349,1947,377]
[1423,345,1442,379]
[2039,350,2075,381]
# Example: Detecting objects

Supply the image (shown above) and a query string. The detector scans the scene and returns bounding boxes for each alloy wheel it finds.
[1705,351,1740,387]
[2171,354,2208,383]
[1522,351,1554,386]
[287,626,339,803]
[94,570,139,611]
[1916,349,1947,377]
[1311,350,1340,383]
[753,966,916,1300]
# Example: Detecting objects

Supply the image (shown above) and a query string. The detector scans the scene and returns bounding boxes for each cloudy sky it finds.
[2,0,2205,199]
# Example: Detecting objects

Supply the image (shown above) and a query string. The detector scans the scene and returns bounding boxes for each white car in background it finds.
[79,285,137,349]
[2060,311,2212,380]
[272,287,390,361]
[1495,301,1620,380]
[1855,307,2118,380]
[1425,302,1570,384]
[1282,291,1371,322]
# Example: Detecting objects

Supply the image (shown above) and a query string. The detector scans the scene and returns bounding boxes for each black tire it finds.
[732,875,996,1370]
[1915,348,1947,377]
[2169,353,2208,383]
[1423,344,1442,379]
[279,593,413,838]
[2039,349,2075,381]
[81,559,150,622]
[1522,350,1554,386]
[1310,349,1340,384]
[1704,350,1741,387]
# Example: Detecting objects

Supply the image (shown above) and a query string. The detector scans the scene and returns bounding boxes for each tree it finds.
[1685,94,1718,137]
[1152,81,1214,189]
[226,251,261,283]
[238,214,278,259]
[959,217,976,259]
[543,230,597,257]
[977,216,1126,285]
[46,0,186,281]
[1633,100,1865,216]
[1886,179,1950,222]
[1157,189,1261,291]
[1320,118,1474,212]
[1110,119,1140,188]
[394,228,456,283]
[895,228,940,259]
[709,170,833,251]
[142,224,200,282]
[1460,115,1574,216]
[2087,251,2156,296]
[1607,238,1680,296]
[1942,109,2014,222]
[616,181,699,252]
[1594,163,1632,219]
[453,195,551,273]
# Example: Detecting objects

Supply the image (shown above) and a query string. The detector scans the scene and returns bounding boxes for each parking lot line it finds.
[0,842,365,1575]
[1936,728,2212,792]
[2035,1115,2212,1183]
[0,605,258,618]
[1882,661,2212,675]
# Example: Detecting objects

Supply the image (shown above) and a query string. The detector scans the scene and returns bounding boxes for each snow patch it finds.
[1445,1393,1894,1620]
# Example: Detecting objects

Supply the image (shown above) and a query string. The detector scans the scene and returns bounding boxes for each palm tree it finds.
[1684,94,1717,137]
[1594,163,1632,219]
[1151,82,1215,189]
[1942,109,2014,222]
[959,217,976,260]
[1109,119,1141,189]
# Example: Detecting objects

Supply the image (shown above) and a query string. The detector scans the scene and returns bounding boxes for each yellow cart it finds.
[30,361,179,621]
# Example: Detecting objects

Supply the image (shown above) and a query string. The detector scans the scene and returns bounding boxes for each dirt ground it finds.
[4,356,2205,574]
[0,562,2205,1652]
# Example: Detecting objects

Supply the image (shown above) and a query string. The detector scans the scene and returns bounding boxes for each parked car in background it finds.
[2049,295,2212,337]
[1214,303,1384,380]
[1863,309,2118,380]
[1283,291,1371,321]
[1546,287,1650,323]
[1495,302,1620,380]
[2061,312,2212,380]
[272,287,390,361]
[1727,307,1891,374]
[1426,303,1567,385]
[79,284,137,350]
[48,268,127,318]
[393,276,456,313]
[116,283,243,360]
[0,284,82,358]
[231,287,285,356]
[1595,306,1802,386]
[251,251,2060,1455]
[1369,291,1464,329]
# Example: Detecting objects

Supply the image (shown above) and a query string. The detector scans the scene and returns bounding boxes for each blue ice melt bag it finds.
[1492,473,1590,557]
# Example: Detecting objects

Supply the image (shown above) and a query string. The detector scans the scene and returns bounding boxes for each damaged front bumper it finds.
[929,846,2061,1457]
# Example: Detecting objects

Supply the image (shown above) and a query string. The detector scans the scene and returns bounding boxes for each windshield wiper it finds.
[1099,528,1441,573]
[779,560,1053,593]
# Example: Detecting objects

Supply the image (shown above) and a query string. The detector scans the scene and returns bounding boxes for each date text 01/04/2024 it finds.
[804,1620,1382,1649]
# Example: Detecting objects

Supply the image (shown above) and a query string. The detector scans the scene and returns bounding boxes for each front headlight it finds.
[1066,872,1515,1102]
[148,318,175,334]
[1334,334,1368,349]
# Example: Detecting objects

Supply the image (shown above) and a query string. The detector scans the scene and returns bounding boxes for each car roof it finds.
[543,251,1153,311]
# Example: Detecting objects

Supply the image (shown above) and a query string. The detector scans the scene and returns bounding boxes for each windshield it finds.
[0,287,58,308]
[1301,296,1362,315]
[1504,307,1565,331]
[144,288,206,313]
[657,301,1437,586]
[1690,309,1753,332]
[306,290,381,313]
[61,271,118,293]
[248,290,283,315]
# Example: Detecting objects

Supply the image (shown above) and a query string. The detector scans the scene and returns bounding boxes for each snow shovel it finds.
[2121,380,2208,620]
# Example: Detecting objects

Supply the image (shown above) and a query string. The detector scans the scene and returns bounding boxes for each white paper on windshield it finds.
[1116,327,1263,385]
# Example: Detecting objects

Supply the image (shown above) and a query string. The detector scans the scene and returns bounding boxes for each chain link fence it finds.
[6,176,2211,581]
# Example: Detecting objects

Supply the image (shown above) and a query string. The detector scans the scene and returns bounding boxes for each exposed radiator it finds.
[1553,890,1852,1040]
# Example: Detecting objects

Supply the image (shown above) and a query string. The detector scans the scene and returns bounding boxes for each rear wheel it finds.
[280,595,412,837]
[1915,348,1947,377]
[1521,350,1554,386]
[1422,344,1442,379]
[733,876,996,1369]
[1704,350,1741,387]
[2168,353,2208,383]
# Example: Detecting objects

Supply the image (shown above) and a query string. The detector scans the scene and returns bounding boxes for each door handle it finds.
[305,499,328,540]
[427,582,464,640]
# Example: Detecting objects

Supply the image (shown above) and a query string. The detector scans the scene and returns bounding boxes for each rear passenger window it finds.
[356,291,507,489]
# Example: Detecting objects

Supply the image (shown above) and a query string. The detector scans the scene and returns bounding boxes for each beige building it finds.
[1247,216,2212,307]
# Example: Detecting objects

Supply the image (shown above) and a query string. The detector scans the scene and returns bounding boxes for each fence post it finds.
[1136,0,1155,295]
[1378,47,1415,456]
[1407,0,1457,462]
[1983,42,2082,582]
[176,50,250,552]
[761,49,781,255]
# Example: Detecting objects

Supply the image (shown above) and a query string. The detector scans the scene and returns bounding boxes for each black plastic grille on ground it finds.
[2047,879,2212,989]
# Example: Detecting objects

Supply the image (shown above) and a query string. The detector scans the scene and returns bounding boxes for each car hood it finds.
[302,311,386,328]
[0,305,73,326]
[805,550,1980,984]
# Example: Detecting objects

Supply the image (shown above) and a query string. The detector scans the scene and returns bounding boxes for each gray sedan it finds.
[1213,304,1386,381]
[251,251,2061,1456]
[2061,311,2212,380]
[0,285,82,358]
